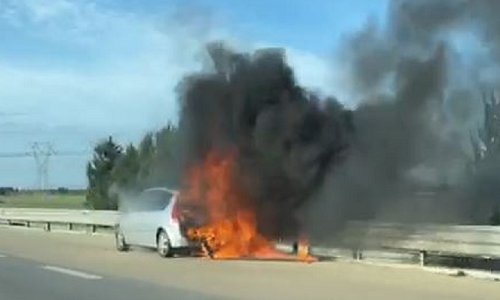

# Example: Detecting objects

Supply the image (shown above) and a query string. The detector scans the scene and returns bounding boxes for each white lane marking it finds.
[41,265,102,280]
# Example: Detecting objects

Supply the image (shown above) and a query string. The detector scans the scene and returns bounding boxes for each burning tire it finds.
[201,240,215,258]
[115,227,129,252]
[156,229,173,258]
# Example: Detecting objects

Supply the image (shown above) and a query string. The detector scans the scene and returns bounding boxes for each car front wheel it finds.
[115,228,129,252]
[157,230,173,258]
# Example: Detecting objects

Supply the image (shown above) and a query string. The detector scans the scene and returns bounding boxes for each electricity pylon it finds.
[32,142,55,197]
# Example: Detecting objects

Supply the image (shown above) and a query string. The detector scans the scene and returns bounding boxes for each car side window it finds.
[141,190,172,211]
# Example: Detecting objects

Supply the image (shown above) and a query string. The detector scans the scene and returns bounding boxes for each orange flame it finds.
[181,150,316,262]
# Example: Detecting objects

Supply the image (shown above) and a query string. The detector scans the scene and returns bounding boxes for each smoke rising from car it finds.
[125,0,500,244]
[176,43,353,239]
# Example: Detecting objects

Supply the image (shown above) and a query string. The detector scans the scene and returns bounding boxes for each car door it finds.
[119,194,145,246]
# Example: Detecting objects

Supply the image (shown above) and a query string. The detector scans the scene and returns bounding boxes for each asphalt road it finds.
[0,255,218,300]
[1,226,500,300]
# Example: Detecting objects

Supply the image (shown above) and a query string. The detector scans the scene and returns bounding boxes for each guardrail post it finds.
[44,222,51,232]
[352,249,363,260]
[292,241,298,255]
[419,251,427,267]
[26,221,30,228]
[87,224,97,234]
[68,223,73,231]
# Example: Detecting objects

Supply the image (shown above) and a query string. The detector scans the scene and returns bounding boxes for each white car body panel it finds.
[118,188,190,249]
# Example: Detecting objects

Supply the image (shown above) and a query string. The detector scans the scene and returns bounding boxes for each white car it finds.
[114,187,205,257]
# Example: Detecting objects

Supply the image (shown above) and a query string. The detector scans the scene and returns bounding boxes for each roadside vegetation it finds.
[0,193,87,209]
[86,124,179,210]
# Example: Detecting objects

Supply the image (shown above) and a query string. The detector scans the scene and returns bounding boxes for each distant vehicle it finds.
[114,187,206,257]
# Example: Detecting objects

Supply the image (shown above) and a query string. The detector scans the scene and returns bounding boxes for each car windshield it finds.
[2,1,500,300]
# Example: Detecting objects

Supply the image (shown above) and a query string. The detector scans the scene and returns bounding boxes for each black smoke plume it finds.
[177,44,352,238]
[174,0,500,242]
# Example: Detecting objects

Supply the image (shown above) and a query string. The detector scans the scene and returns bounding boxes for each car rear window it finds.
[141,190,172,211]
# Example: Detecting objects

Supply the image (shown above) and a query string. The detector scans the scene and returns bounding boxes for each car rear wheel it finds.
[157,230,173,258]
[115,228,129,252]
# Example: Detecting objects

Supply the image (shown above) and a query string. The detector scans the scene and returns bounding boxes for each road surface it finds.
[0,226,499,300]
[0,255,217,300]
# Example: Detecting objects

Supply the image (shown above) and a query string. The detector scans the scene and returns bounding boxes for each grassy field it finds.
[0,193,87,209]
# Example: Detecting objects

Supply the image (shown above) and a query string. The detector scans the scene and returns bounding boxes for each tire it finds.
[201,240,215,258]
[115,227,129,252]
[157,229,173,258]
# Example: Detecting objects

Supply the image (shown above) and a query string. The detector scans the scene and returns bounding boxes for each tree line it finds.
[86,124,180,210]
[470,93,500,225]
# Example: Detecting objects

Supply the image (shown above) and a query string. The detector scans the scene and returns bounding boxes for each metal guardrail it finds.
[303,222,500,268]
[1,209,499,267]
[335,222,500,261]
[0,208,119,233]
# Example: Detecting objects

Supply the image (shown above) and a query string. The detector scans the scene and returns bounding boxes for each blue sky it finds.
[0,0,387,188]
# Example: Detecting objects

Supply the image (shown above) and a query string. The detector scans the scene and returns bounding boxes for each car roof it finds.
[142,187,179,195]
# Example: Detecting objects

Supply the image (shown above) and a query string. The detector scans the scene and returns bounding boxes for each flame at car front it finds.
[179,150,316,262]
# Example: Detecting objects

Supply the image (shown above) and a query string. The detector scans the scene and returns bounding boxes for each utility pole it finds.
[32,142,55,198]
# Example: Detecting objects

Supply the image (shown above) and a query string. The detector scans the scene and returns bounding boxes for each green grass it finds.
[0,193,88,209]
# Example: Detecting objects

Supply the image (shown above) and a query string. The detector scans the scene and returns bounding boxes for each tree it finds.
[112,144,140,189]
[150,124,181,187]
[86,136,122,210]
[470,92,500,223]
[126,124,180,188]
[86,123,180,207]
[489,207,500,226]
[471,92,500,166]
[136,133,156,188]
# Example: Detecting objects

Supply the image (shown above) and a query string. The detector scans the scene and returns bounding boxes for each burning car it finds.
[114,179,314,262]
[115,148,316,262]
[115,187,207,257]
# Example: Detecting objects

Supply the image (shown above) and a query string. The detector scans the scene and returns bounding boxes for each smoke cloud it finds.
[303,0,500,242]
[177,43,352,238]
[168,0,500,243]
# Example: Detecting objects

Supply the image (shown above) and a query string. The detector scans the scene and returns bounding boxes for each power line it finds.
[0,152,31,158]
[0,145,90,192]
[0,150,88,158]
